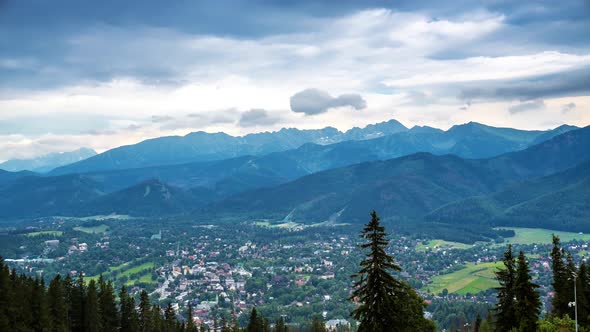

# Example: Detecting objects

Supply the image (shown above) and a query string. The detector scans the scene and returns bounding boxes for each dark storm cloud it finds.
[459,66,590,102]
[1,0,588,90]
[290,88,367,115]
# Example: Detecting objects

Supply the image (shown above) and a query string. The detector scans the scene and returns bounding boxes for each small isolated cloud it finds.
[508,99,546,114]
[290,88,366,115]
[459,100,472,111]
[151,115,174,123]
[238,109,280,127]
[561,102,576,113]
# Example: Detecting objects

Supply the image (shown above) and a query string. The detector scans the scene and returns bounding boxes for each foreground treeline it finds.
[0,261,184,332]
[0,257,348,332]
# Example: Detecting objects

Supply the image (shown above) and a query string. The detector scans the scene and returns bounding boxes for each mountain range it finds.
[0,148,96,173]
[0,119,587,244]
[37,121,577,196]
[49,121,575,176]
[215,126,590,225]
[49,120,409,175]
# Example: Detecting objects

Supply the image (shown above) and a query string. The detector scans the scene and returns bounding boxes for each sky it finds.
[1,0,590,161]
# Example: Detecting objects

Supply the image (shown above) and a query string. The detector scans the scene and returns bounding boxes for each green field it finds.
[125,271,155,286]
[24,230,63,237]
[89,261,156,285]
[425,262,502,295]
[499,227,590,245]
[416,240,473,252]
[74,224,109,234]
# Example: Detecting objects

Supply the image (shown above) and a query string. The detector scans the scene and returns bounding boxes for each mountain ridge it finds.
[0,148,96,173]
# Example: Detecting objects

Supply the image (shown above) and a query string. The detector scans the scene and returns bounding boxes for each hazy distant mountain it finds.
[0,148,96,173]
[51,120,578,177]
[47,121,578,196]
[50,120,410,175]
[215,125,590,224]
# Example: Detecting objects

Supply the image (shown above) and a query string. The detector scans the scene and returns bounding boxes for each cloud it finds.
[290,88,366,115]
[508,100,546,114]
[238,109,281,127]
[561,102,576,113]
[158,110,239,130]
[459,66,590,102]
[151,115,174,123]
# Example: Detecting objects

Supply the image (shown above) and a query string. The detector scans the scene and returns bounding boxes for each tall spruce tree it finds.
[514,251,541,331]
[84,279,101,332]
[494,244,517,332]
[350,211,434,332]
[312,316,327,332]
[70,273,86,332]
[120,286,140,332]
[275,316,287,332]
[247,307,262,332]
[139,290,152,332]
[98,276,119,332]
[578,263,590,328]
[48,275,69,332]
[164,302,176,330]
[186,304,196,332]
[0,258,9,331]
[31,278,52,332]
[551,235,572,317]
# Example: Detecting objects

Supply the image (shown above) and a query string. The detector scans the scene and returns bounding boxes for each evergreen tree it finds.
[0,258,10,331]
[31,277,52,332]
[514,251,541,331]
[120,286,139,332]
[231,312,240,332]
[350,211,434,332]
[70,273,86,332]
[98,276,120,332]
[473,313,481,332]
[247,307,262,332]
[551,235,572,318]
[579,263,590,328]
[494,245,516,332]
[62,274,75,331]
[262,317,270,332]
[84,279,101,332]
[186,304,196,332]
[312,316,326,332]
[139,290,152,332]
[48,275,68,332]
[275,316,287,332]
[120,286,132,332]
[164,302,176,331]
[9,272,33,330]
[152,304,164,332]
